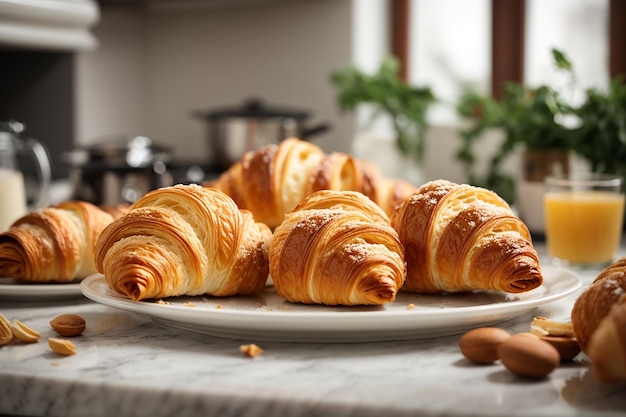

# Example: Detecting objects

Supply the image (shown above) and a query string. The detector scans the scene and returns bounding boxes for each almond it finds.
[240,343,263,358]
[48,338,76,356]
[11,319,40,343]
[0,314,13,346]
[530,316,575,338]
[50,314,86,337]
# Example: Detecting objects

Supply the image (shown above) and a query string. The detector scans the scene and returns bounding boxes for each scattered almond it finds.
[459,327,511,364]
[0,314,13,346]
[240,343,263,358]
[48,338,76,356]
[540,335,581,361]
[50,314,86,337]
[529,316,580,361]
[11,319,40,343]
[498,333,560,378]
[530,316,575,338]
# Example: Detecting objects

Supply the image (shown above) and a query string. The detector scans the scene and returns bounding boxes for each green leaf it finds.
[330,56,437,163]
[551,48,572,71]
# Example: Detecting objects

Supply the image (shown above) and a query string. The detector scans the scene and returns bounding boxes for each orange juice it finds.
[544,191,625,264]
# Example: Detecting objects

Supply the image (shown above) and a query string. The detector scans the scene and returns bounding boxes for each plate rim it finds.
[0,279,83,298]
[80,266,581,325]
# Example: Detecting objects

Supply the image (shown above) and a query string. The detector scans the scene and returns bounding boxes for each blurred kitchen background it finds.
[0,0,623,221]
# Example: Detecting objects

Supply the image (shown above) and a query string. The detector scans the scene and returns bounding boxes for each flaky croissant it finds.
[391,179,543,294]
[585,296,626,383]
[0,201,115,282]
[94,184,271,301]
[268,190,406,306]
[205,137,417,228]
[571,257,626,352]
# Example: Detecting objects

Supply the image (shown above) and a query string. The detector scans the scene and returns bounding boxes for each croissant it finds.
[206,137,418,228]
[0,201,115,282]
[356,158,419,216]
[585,295,626,383]
[98,204,130,220]
[94,184,271,301]
[571,257,626,352]
[390,179,543,294]
[268,190,406,306]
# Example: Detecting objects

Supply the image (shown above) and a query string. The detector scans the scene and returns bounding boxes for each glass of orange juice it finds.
[544,173,625,268]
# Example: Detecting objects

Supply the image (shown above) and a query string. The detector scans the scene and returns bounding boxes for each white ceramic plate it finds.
[81,266,581,343]
[0,278,83,300]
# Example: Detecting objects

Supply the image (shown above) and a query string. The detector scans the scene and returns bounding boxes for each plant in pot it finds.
[330,56,437,184]
[455,49,578,234]
[571,77,626,180]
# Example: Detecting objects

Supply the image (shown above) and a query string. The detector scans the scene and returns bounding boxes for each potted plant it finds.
[572,77,626,180]
[330,56,436,182]
[456,49,576,206]
[457,48,626,235]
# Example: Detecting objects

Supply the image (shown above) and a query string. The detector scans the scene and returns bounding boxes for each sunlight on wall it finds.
[410,0,490,124]
[526,0,609,105]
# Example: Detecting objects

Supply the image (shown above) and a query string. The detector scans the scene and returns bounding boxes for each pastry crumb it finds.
[156,299,170,305]
[51,362,59,367]
[407,303,415,310]
[183,302,197,308]
[240,343,263,358]
[215,304,223,310]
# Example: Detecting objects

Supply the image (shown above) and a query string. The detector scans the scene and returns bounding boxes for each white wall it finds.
[75,0,353,164]
[74,0,610,188]
[75,7,148,144]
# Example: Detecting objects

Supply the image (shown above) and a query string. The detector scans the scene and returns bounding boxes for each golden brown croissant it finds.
[390,179,543,294]
[206,138,325,229]
[571,257,626,352]
[0,201,115,282]
[268,190,406,306]
[94,184,271,301]
[585,295,626,383]
[98,204,130,220]
[206,137,418,228]
[356,158,419,216]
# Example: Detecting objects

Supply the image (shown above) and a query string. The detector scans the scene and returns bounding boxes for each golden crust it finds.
[585,297,626,383]
[391,179,542,294]
[94,184,271,301]
[0,201,114,282]
[206,138,417,228]
[269,190,406,306]
[307,152,361,194]
[571,258,626,351]
[98,204,130,220]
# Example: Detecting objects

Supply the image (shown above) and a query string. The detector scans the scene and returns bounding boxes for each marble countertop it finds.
[1,244,625,417]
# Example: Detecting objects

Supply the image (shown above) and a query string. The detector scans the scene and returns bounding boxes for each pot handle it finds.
[300,123,331,140]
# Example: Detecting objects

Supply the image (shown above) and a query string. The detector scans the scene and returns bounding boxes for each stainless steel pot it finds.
[63,135,173,205]
[194,98,330,170]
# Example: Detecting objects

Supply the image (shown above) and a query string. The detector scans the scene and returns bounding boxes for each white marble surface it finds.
[1,244,625,417]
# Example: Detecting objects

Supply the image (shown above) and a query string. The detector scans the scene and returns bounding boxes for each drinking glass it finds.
[544,173,624,268]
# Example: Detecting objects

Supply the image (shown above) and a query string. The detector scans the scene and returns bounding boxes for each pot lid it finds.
[0,120,25,134]
[64,135,171,168]
[196,98,311,120]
